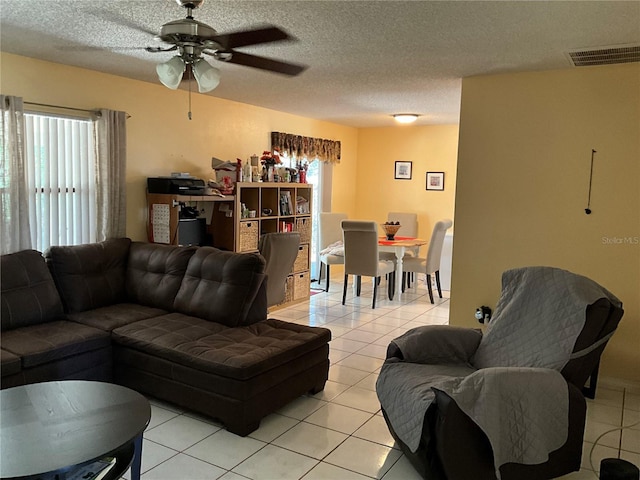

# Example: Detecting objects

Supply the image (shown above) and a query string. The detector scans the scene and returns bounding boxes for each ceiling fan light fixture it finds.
[156,56,185,90]
[393,114,420,124]
[192,59,221,93]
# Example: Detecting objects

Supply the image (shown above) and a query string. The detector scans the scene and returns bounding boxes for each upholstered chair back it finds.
[342,220,382,278]
[320,212,348,250]
[425,219,453,274]
[387,212,418,237]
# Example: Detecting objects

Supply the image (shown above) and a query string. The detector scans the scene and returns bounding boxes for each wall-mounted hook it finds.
[585,149,596,215]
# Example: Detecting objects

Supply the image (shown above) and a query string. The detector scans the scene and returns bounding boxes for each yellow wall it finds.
[356,125,459,239]
[3,53,637,382]
[0,52,458,270]
[452,64,640,383]
[0,53,359,240]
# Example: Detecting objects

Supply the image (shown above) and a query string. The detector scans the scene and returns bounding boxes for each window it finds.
[276,151,333,281]
[306,159,333,281]
[24,113,96,251]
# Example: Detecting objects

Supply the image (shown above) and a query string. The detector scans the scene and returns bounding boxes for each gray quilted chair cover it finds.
[259,232,300,308]
[376,266,624,480]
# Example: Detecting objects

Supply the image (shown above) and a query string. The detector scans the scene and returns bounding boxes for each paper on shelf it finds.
[152,203,171,244]
[66,457,116,480]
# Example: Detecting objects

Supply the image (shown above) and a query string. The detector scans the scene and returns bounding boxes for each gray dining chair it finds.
[387,212,418,238]
[341,220,396,309]
[319,212,348,292]
[386,212,419,286]
[402,219,453,303]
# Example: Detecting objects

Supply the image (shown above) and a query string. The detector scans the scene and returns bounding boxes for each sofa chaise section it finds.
[111,246,329,435]
[113,314,330,435]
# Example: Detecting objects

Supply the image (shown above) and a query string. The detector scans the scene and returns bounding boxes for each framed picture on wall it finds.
[395,161,413,180]
[426,172,445,190]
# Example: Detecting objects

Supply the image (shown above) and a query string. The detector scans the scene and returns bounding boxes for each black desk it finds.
[1,381,151,480]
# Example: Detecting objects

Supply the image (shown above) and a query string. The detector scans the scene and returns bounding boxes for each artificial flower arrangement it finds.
[260,149,282,167]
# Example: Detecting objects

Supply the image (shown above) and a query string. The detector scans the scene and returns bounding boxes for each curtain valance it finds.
[271,131,341,164]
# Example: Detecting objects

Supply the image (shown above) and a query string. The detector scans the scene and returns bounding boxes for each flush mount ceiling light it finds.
[393,114,420,124]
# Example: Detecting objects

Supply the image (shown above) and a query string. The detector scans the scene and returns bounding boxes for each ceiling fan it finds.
[146,0,307,94]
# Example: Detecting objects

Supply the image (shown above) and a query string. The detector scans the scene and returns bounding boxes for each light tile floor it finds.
[123,274,640,480]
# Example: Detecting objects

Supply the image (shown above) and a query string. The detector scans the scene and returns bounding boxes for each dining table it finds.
[378,235,428,299]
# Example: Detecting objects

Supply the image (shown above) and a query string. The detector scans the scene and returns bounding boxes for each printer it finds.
[147,177,206,195]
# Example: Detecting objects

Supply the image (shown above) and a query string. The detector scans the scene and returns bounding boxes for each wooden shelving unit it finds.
[146,193,235,250]
[234,182,313,307]
[146,182,313,307]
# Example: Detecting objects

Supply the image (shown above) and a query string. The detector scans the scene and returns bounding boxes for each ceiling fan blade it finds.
[212,26,293,50]
[218,51,307,76]
[56,46,150,52]
[87,10,157,37]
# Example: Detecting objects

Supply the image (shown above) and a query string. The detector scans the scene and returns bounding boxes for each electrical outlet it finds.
[475,306,492,324]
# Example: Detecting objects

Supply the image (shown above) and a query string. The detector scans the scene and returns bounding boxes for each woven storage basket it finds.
[293,272,310,300]
[293,244,309,273]
[239,221,259,252]
[282,275,294,304]
[295,217,311,243]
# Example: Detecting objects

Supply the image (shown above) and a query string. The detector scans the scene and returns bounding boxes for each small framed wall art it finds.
[394,161,413,180]
[426,171,445,191]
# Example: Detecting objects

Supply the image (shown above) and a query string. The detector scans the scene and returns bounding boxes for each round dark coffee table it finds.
[1,380,151,480]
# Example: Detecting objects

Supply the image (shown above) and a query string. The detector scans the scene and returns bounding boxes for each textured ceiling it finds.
[1,0,639,127]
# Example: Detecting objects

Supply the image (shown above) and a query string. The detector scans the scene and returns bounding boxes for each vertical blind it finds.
[24,113,96,251]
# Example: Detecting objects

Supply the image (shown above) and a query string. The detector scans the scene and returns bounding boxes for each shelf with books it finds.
[234,182,313,308]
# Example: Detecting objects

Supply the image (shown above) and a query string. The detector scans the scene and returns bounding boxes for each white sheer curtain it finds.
[0,95,32,254]
[94,109,127,240]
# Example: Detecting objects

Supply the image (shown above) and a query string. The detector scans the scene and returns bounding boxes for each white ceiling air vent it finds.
[567,44,640,67]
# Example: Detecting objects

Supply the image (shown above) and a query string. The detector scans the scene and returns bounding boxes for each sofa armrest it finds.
[435,367,570,476]
[388,325,482,364]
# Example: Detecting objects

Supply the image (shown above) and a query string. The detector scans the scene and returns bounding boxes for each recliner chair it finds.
[376,266,624,480]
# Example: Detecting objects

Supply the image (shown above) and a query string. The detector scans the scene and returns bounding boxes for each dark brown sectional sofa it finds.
[1,238,330,436]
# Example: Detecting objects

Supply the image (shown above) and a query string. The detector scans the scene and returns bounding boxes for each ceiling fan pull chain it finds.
[188,65,193,120]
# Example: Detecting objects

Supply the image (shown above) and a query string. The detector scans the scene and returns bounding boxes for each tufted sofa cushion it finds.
[45,238,131,313]
[126,242,197,311]
[67,303,168,332]
[174,247,267,327]
[1,320,110,368]
[112,314,331,380]
[1,249,64,331]
[0,349,21,377]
